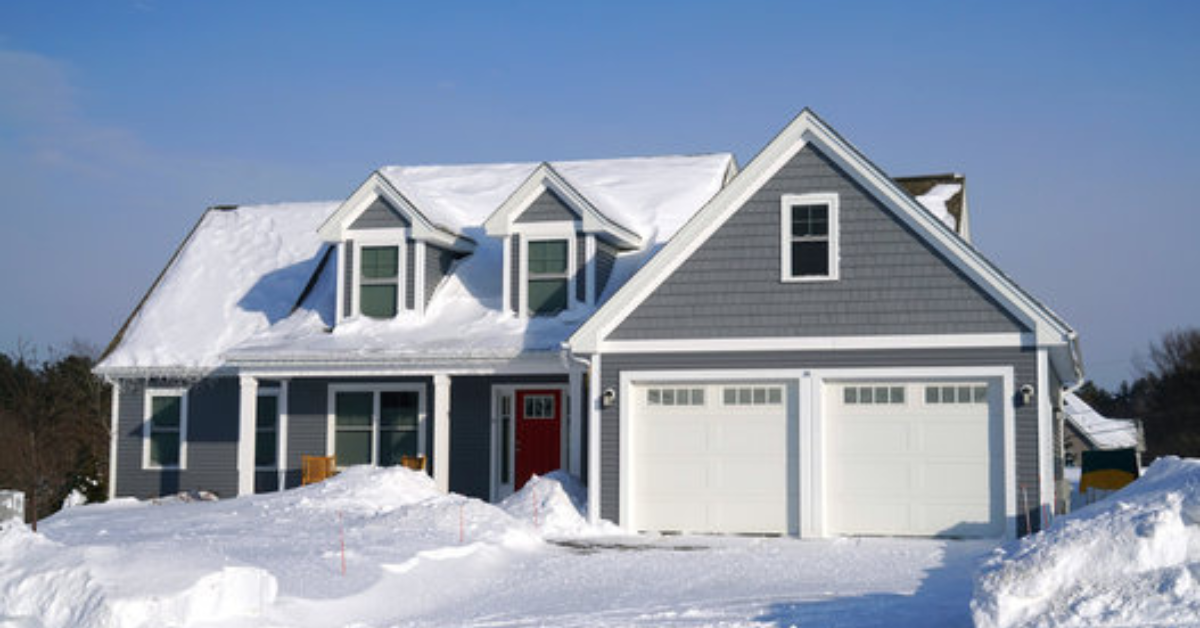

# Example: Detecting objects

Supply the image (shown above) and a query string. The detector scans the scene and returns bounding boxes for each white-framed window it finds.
[347,232,407,320]
[255,389,280,470]
[328,384,425,468]
[925,384,989,405]
[646,387,706,407]
[780,193,839,282]
[142,388,188,470]
[722,386,783,406]
[522,393,558,419]
[526,238,570,316]
[843,385,906,405]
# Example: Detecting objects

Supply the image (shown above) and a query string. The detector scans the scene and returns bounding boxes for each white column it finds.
[568,367,583,477]
[1037,348,1053,524]
[278,379,290,492]
[501,235,512,313]
[584,235,597,305]
[108,380,120,500]
[237,375,258,496]
[587,355,601,525]
[433,374,451,492]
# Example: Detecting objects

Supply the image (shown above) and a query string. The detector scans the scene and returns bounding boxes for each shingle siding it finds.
[425,244,458,307]
[405,239,416,311]
[114,377,239,499]
[515,189,579,223]
[610,145,1026,340]
[595,239,618,299]
[576,235,587,302]
[509,235,521,314]
[598,347,1044,534]
[342,240,353,319]
[350,197,410,230]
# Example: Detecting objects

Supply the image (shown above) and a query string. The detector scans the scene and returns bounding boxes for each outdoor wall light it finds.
[1019,384,1036,407]
[602,388,617,408]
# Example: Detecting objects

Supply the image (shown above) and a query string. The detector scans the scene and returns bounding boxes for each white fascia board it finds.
[599,333,1033,354]
[230,353,569,378]
[483,163,642,248]
[319,172,475,253]
[568,109,1076,359]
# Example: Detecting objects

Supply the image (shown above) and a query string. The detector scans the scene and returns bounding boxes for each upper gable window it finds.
[781,193,839,282]
[527,239,569,315]
[360,245,399,318]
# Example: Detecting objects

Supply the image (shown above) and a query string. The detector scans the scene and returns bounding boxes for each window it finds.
[925,384,989,405]
[144,390,187,469]
[527,239,569,315]
[523,394,558,418]
[360,246,399,318]
[781,193,839,281]
[722,386,783,406]
[843,385,906,405]
[333,387,423,468]
[646,387,706,407]
[255,393,279,468]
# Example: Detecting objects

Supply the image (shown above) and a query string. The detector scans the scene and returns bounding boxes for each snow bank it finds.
[0,523,108,628]
[972,457,1200,628]
[499,471,619,538]
[291,464,444,514]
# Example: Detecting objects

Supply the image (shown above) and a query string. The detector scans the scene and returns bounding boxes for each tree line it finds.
[0,345,110,529]
[1077,327,1200,460]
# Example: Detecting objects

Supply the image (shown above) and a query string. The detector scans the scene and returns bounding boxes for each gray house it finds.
[95,109,1083,538]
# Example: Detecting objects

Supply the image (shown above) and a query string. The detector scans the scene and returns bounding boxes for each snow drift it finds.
[972,457,1200,628]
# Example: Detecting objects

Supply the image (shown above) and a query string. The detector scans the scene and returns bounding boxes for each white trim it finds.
[519,230,578,319]
[230,354,569,379]
[488,383,571,501]
[278,379,289,492]
[350,234,407,319]
[780,192,840,283]
[587,354,602,525]
[1037,347,1054,523]
[141,386,189,471]
[501,235,512,313]
[254,386,281,472]
[414,240,427,315]
[433,374,451,492]
[616,365,1018,539]
[317,172,475,252]
[600,333,1033,354]
[568,110,1075,355]
[584,234,597,306]
[108,381,120,500]
[237,375,258,495]
[335,241,346,327]
[326,383,428,467]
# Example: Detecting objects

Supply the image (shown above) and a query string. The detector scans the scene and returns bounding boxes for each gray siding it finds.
[425,245,458,307]
[576,235,587,302]
[509,234,521,314]
[598,347,1045,535]
[610,145,1026,340]
[595,239,618,299]
[342,240,354,319]
[350,197,410,230]
[114,377,240,499]
[515,189,579,223]
[405,239,416,311]
[448,374,570,500]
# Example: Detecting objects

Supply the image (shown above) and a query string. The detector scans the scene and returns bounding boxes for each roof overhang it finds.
[318,171,476,253]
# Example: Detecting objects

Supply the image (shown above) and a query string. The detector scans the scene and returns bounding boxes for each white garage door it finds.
[827,381,1004,537]
[632,383,793,534]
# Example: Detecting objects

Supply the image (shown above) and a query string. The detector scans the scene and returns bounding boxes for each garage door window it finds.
[925,384,988,404]
[843,385,905,405]
[722,386,782,406]
[647,387,705,406]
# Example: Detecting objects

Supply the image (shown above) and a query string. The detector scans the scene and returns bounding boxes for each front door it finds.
[514,389,562,490]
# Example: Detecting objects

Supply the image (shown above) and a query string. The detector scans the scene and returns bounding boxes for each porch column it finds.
[568,367,583,477]
[107,380,120,500]
[278,379,290,492]
[433,374,451,492]
[237,375,258,496]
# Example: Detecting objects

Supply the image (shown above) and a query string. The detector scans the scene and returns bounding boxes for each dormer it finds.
[318,172,473,324]
[484,163,641,318]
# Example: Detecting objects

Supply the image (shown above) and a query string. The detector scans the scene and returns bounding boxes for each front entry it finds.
[514,389,562,490]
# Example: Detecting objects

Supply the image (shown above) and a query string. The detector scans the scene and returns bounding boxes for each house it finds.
[95,109,1084,539]
[1062,391,1143,466]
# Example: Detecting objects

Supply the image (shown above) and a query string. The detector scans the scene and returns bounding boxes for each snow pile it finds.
[0,523,108,628]
[972,457,1200,628]
[499,471,619,538]
[290,464,445,514]
[60,489,87,510]
[914,183,960,230]
[1063,391,1141,450]
[97,201,338,372]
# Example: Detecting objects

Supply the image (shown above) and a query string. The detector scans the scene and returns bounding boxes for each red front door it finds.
[514,389,562,490]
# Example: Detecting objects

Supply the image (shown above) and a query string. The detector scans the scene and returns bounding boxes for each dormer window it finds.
[780,193,839,282]
[359,244,400,318]
[527,239,569,316]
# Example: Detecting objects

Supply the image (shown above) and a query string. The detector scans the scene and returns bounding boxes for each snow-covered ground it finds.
[972,457,1200,628]
[0,468,991,628]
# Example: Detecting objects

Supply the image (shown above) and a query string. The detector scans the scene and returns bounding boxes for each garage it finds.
[826,380,1004,537]
[630,382,795,534]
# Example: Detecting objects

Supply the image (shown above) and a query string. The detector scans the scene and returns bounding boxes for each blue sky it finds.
[1,1,1197,388]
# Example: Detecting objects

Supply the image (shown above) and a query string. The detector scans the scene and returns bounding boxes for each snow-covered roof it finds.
[100,155,734,372]
[97,202,339,373]
[894,174,967,235]
[1063,391,1141,450]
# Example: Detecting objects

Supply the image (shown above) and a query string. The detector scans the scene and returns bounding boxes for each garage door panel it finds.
[919,422,990,456]
[919,462,991,497]
[714,420,785,455]
[837,461,915,493]
[838,421,911,454]
[641,422,707,455]
[714,459,787,493]
[639,460,710,493]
